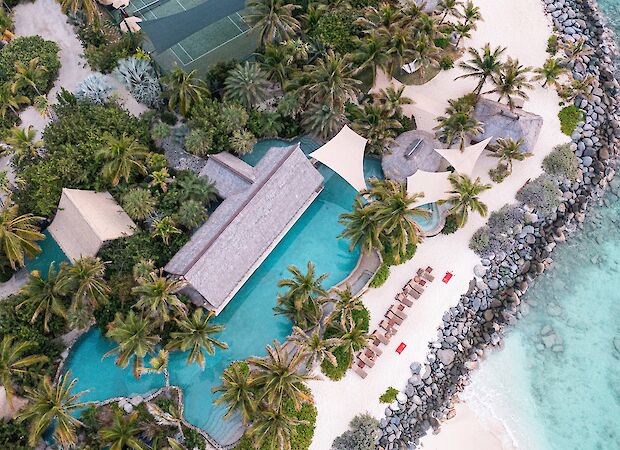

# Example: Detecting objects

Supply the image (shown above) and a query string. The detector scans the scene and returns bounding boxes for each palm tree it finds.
[0,170,9,195]
[260,43,289,88]
[149,167,171,193]
[0,198,44,269]
[11,58,48,96]
[224,62,271,109]
[488,138,533,174]
[61,256,109,320]
[0,82,29,118]
[485,58,533,110]
[562,37,593,62]
[58,0,100,25]
[437,0,463,23]
[175,171,219,205]
[461,0,482,26]
[245,0,301,47]
[363,179,428,261]
[350,101,401,155]
[246,407,306,450]
[163,66,209,117]
[4,126,43,167]
[212,362,257,425]
[434,96,484,150]
[18,263,67,333]
[302,50,361,108]
[453,21,473,47]
[351,33,390,87]
[456,44,506,95]
[104,310,160,378]
[558,74,595,102]
[249,341,317,412]
[273,262,327,330]
[0,335,48,408]
[533,57,568,88]
[301,102,345,139]
[97,133,148,186]
[376,85,413,117]
[439,173,491,227]
[17,373,90,448]
[338,197,381,254]
[151,216,182,245]
[99,410,146,450]
[380,26,416,76]
[33,95,51,118]
[167,308,228,368]
[338,320,370,356]
[287,326,340,370]
[324,286,365,329]
[132,269,188,326]
[122,188,156,221]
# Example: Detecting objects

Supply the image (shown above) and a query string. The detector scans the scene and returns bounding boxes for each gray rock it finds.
[437,349,455,366]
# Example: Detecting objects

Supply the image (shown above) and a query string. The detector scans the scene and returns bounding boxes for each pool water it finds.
[25,230,69,276]
[64,139,362,445]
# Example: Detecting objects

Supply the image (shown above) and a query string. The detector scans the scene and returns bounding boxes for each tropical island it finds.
[0,0,618,449]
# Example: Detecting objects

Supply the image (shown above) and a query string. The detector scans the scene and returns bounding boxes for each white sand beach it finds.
[309,0,568,448]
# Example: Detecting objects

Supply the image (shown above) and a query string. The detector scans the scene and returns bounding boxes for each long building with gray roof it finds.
[165,143,324,315]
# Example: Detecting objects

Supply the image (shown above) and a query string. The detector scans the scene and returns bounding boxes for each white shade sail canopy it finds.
[309,125,368,192]
[406,170,453,209]
[434,138,493,176]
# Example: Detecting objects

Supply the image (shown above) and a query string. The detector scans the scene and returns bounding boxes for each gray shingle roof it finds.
[165,143,324,314]
[199,152,255,199]
[472,98,543,153]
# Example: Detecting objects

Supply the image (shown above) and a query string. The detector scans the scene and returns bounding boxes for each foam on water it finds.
[466,193,620,450]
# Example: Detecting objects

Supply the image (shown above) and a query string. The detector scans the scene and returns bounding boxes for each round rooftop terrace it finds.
[381,130,446,181]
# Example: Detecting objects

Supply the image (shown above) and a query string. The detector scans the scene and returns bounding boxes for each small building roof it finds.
[434,138,492,176]
[472,98,543,153]
[406,170,453,208]
[165,143,324,315]
[382,130,444,181]
[48,189,136,262]
[199,152,255,199]
[309,125,367,192]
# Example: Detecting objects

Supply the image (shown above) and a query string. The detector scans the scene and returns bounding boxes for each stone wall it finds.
[377,0,620,447]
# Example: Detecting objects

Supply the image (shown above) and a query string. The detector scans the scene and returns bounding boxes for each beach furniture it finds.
[442,272,453,283]
[407,289,420,300]
[425,266,435,281]
[385,311,404,325]
[397,292,413,306]
[410,283,424,295]
[379,319,397,331]
[389,305,408,320]
[358,353,375,368]
[352,364,368,379]
[369,344,383,356]
[418,268,434,282]
[372,330,390,345]
[396,342,407,354]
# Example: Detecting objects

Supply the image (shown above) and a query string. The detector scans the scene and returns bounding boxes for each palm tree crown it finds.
[287,326,341,370]
[0,197,44,269]
[164,66,210,116]
[0,335,48,408]
[485,58,533,110]
[456,43,506,94]
[212,362,257,425]
[224,62,271,109]
[439,173,491,227]
[98,410,146,450]
[489,137,533,173]
[18,263,67,333]
[97,133,148,186]
[131,269,188,326]
[246,0,301,47]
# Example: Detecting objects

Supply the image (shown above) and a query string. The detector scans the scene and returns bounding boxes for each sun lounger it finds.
[372,330,390,345]
[413,275,427,286]
[409,283,424,295]
[385,311,404,325]
[397,293,414,306]
[418,268,434,282]
[368,344,383,356]
[425,266,436,281]
[389,305,408,320]
[352,364,368,379]
[379,319,397,332]
[358,353,375,368]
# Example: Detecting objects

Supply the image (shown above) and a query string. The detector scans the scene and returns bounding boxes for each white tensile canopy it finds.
[434,138,493,176]
[120,16,142,33]
[309,125,368,192]
[406,170,453,209]
[48,189,136,262]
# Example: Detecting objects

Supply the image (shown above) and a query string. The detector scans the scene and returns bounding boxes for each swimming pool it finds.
[64,139,362,445]
[24,230,70,275]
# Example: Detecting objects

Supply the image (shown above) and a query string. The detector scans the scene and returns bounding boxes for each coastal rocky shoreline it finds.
[377,0,620,448]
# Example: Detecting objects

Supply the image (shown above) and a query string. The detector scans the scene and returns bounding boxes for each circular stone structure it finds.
[382,130,445,181]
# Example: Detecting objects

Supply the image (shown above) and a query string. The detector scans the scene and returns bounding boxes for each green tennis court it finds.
[128,0,257,74]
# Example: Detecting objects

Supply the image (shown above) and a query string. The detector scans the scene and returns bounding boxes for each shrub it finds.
[558,105,582,135]
[151,121,171,140]
[0,36,60,97]
[0,420,30,449]
[469,226,491,255]
[113,57,161,107]
[547,34,559,55]
[248,110,284,138]
[312,10,361,53]
[434,37,450,49]
[439,55,454,70]
[185,128,213,156]
[177,199,208,229]
[332,413,379,450]
[542,143,580,180]
[75,73,114,105]
[206,59,238,97]
[83,31,141,74]
[121,188,155,221]
[159,110,177,125]
[190,99,252,153]
[230,128,256,155]
[441,214,458,234]
[369,263,389,288]
[183,427,206,450]
[516,174,562,218]
[489,163,510,183]
[379,387,399,403]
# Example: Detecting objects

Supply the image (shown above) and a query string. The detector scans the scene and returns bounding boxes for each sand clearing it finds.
[309,0,567,448]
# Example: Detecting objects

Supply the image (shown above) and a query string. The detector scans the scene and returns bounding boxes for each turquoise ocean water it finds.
[465,192,620,450]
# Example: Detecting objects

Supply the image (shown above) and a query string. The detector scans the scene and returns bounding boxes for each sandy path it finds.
[308,0,568,448]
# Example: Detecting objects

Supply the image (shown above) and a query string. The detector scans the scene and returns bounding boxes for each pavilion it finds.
[48,189,136,262]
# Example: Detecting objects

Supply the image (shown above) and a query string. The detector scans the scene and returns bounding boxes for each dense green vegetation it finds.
[558,105,583,135]
[379,387,399,403]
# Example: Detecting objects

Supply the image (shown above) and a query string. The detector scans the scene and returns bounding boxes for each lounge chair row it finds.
[352,267,435,378]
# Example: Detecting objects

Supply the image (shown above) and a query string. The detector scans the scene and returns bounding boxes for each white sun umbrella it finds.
[406,170,453,209]
[309,125,368,192]
[434,137,493,177]
[120,16,142,33]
